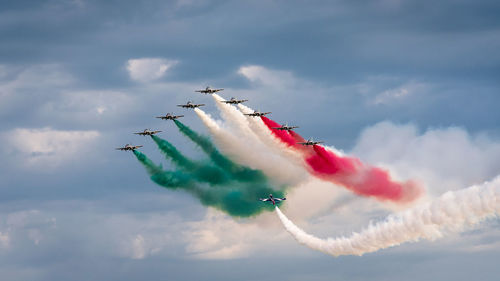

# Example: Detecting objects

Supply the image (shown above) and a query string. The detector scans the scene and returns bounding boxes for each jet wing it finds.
[274,198,286,202]
[259,198,271,202]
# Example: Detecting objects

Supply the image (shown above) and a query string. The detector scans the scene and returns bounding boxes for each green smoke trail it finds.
[151,135,230,185]
[173,120,266,182]
[151,135,197,170]
[133,150,285,217]
[133,150,194,189]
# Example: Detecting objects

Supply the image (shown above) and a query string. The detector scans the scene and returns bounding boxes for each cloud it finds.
[238,65,295,88]
[0,64,73,110]
[130,234,146,259]
[372,81,426,105]
[0,232,9,249]
[126,58,178,83]
[351,121,500,195]
[2,127,100,168]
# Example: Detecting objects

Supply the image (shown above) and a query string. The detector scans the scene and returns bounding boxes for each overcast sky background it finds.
[1,0,500,280]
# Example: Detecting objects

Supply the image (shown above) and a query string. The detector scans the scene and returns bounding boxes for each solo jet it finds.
[195,86,224,94]
[156,113,184,120]
[116,144,143,151]
[244,110,271,117]
[272,123,299,131]
[221,97,248,104]
[297,138,323,146]
[134,129,162,136]
[177,101,205,109]
[259,194,286,205]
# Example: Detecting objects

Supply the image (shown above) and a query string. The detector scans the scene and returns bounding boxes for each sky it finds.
[1,0,500,280]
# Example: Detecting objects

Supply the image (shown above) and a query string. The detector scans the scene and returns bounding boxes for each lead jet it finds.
[156,113,184,120]
[195,86,224,94]
[259,194,286,205]
[116,144,143,151]
[221,97,248,104]
[297,138,323,146]
[244,110,271,117]
[134,129,162,136]
[272,123,299,131]
[177,101,205,109]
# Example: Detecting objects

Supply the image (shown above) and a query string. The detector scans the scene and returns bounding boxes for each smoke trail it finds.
[151,135,230,185]
[259,114,423,203]
[173,119,266,183]
[209,95,308,184]
[237,103,309,166]
[151,135,197,170]
[306,145,423,202]
[133,150,285,217]
[276,176,500,256]
[260,116,297,147]
[133,150,194,189]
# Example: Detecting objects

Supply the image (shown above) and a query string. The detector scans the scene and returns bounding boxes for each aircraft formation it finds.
[116,85,332,204]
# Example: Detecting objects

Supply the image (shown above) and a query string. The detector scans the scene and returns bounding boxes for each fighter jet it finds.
[156,113,184,120]
[297,138,323,146]
[195,86,224,94]
[259,194,286,205]
[221,97,248,104]
[116,144,143,151]
[244,110,271,117]
[177,101,205,109]
[272,123,299,131]
[134,129,162,136]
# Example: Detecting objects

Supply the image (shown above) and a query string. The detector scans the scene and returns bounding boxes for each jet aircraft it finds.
[259,194,286,205]
[134,129,162,136]
[221,97,248,104]
[116,144,143,151]
[272,123,299,131]
[244,110,271,117]
[195,86,224,94]
[177,101,205,109]
[297,138,323,146]
[156,113,184,120]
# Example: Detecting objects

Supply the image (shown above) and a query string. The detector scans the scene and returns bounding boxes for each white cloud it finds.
[2,127,100,167]
[351,121,500,195]
[0,210,57,249]
[130,234,146,259]
[372,81,426,105]
[126,58,178,83]
[238,65,295,88]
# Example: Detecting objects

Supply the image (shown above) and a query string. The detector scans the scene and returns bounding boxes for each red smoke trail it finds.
[262,116,423,203]
[260,116,297,146]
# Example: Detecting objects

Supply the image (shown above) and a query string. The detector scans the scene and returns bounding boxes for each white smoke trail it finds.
[212,94,260,142]
[211,94,307,183]
[237,103,305,165]
[276,176,500,256]
[193,108,305,184]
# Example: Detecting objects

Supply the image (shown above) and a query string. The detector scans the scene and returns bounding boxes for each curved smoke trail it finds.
[173,119,266,183]
[133,150,284,217]
[259,115,423,203]
[209,95,307,184]
[276,176,500,256]
[151,135,230,185]
[237,103,305,165]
